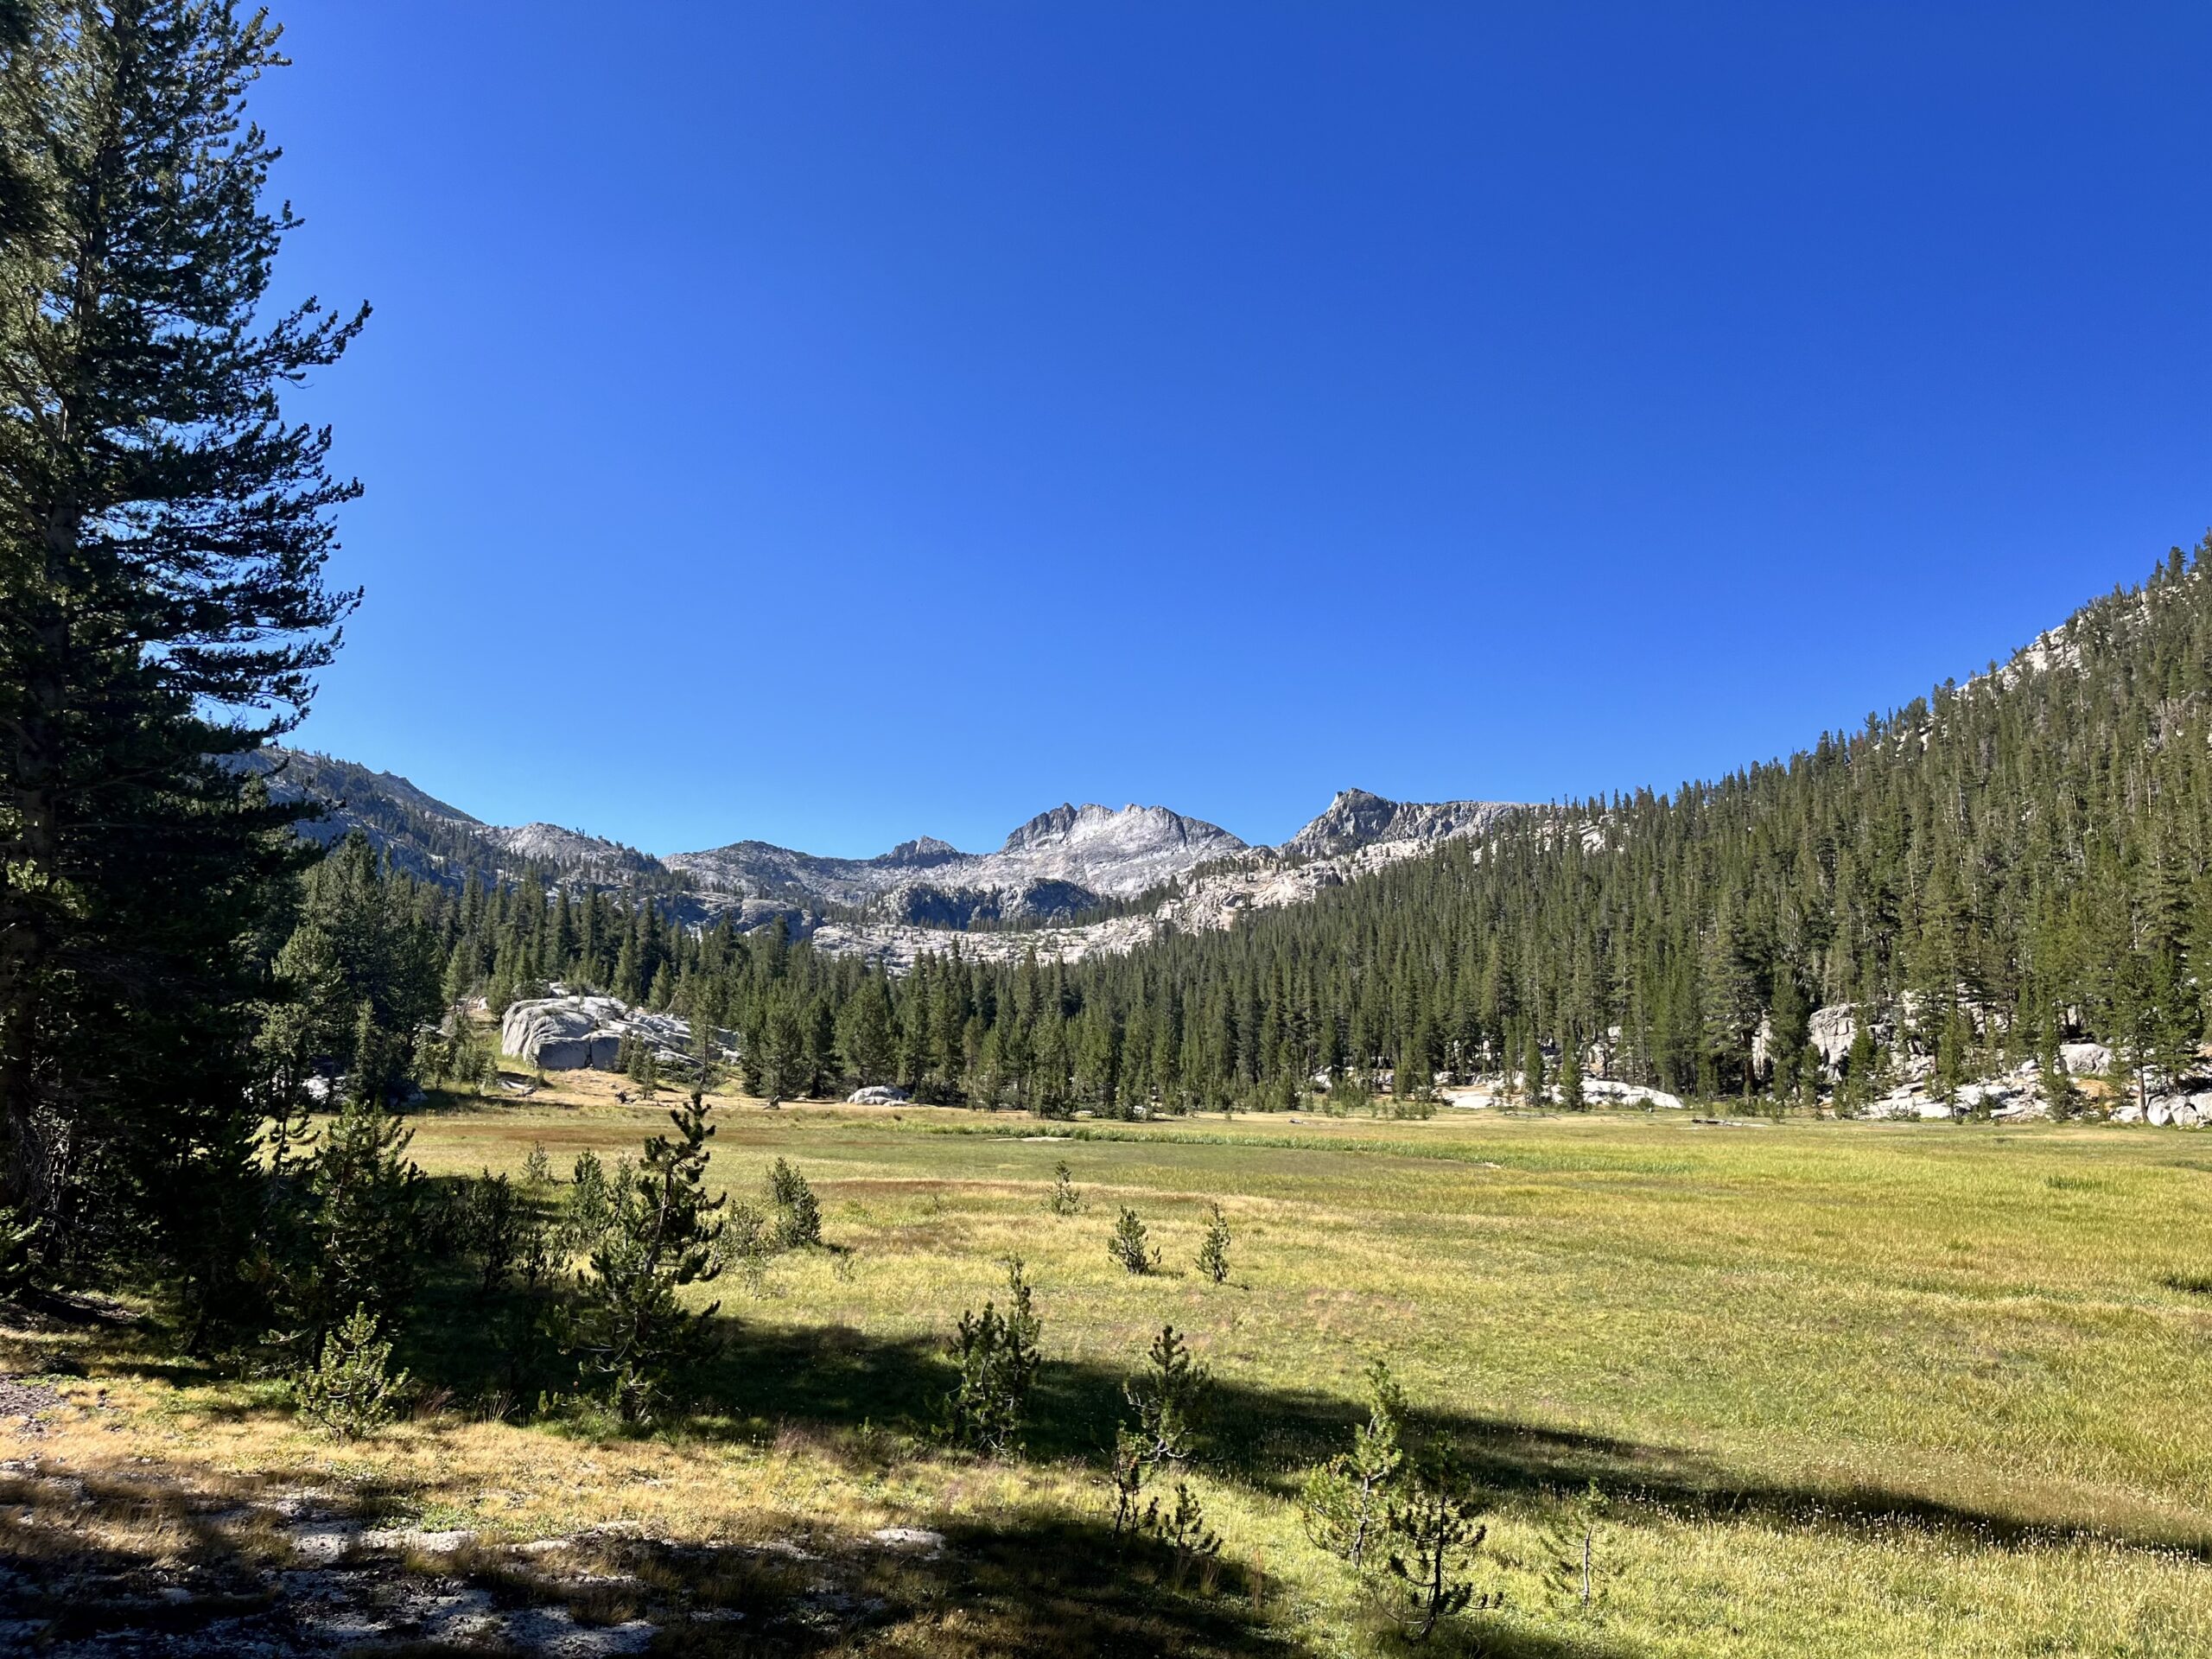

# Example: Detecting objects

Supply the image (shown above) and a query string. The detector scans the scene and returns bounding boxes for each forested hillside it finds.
[330,541,2212,1118]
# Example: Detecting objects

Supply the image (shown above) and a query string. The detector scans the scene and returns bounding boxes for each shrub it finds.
[1325,1077,1372,1116]
[1109,1206,1158,1275]
[295,1304,409,1440]
[1195,1202,1231,1284]
[941,1257,1043,1456]
[766,1158,822,1249]
[1301,1357,1406,1567]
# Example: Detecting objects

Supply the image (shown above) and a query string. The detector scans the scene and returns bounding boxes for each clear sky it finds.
[257,3,2212,858]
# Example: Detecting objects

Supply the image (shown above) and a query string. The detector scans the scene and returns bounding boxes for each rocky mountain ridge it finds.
[240,749,1523,966]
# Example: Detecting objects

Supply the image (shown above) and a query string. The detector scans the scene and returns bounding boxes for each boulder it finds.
[2060,1041,2113,1077]
[1581,1079,1685,1111]
[500,995,693,1072]
[849,1084,910,1104]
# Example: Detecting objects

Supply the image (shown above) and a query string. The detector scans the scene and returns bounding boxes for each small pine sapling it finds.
[563,1090,728,1424]
[1158,1478,1223,1581]
[941,1257,1043,1456]
[523,1143,555,1191]
[716,1201,773,1295]
[1300,1357,1407,1567]
[463,1169,524,1295]
[1109,1206,1159,1275]
[1046,1159,1081,1216]
[564,1149,614,1249]
[766,1158,822,1248]
[295,1305,410,1440]
[1196,1202,1232,1284]
[1384,1450,1502,1642]
[1109,1324,1211,1535]
[1535,1480,1611,1616]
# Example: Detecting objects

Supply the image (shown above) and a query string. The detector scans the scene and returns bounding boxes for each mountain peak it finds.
[1286,789,1518,859]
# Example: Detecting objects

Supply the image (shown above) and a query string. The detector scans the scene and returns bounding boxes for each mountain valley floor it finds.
[4,1089,2209,1656]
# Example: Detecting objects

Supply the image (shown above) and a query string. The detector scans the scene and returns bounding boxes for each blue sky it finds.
[259,3,2212,857]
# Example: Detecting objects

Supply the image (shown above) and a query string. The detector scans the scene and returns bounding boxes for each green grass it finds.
[18,1097,2212,1655]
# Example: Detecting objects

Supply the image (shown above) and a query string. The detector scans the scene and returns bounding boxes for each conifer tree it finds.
[1301,1357,1407,1567]
[0,0,363,1279]
[564,1089,727,1424]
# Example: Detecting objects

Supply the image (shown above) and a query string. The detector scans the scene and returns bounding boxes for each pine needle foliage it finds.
[766,1158,821,1249]
[563,1090,727,1425]
[1300,1357,1408,1567]
[1196,1202,1231,1284]
[1109,1206,1158,1275]
[1383,1450,1503,1642]
[940,1256,1042,1456]
[0,0,363,1308]
[1109,1325,1211,1537]
[1046,1159,1081,1216]
[295,1304,408,1440]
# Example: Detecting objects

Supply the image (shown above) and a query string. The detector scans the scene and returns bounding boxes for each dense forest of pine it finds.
[310,543,2212,1122]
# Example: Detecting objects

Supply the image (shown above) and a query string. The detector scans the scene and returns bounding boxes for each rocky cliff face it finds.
[1285,788,1519,859]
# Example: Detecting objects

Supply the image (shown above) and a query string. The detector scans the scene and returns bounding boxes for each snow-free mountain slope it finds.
[235,748,1527,963]
[1284,788,1520,859]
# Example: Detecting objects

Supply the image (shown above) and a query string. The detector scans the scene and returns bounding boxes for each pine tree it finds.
[1195,1202,1231,1284]
[1557,1045,1586,1111]
[564,1090,727,1424]
[1384,1449,1502,1641]
[1522,1032,1547,1108]
[0,3,362,1283]
[1109,1206,1157,1274]
[941,1256,1042,1456]
[1300,1357,1407,1567]
[1109,1325,1211,1537]
[287,1095,423,1350]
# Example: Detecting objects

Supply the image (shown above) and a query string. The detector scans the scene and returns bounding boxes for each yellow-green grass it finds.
[10,1084,2212,1656]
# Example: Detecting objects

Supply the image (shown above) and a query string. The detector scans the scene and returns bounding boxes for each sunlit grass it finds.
[8,1083,2212,1654]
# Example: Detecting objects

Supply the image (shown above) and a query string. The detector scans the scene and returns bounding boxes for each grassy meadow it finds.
[8,1073,2212,1656]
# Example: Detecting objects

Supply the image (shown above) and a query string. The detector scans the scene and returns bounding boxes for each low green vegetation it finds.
[11,1096,2212,1655]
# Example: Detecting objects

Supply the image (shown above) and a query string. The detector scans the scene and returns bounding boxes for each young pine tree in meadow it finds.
[1109,1325,1211,1538]
[1046,1159,1082,1217]
[295,1305,409,1441]
[1557,1045,1586,1111]
[1300,1357,1407,1568]
[941,1257,1043,1456]
[1522,1033,1547,1108]
[288,1096,423,1351]
[564,1090,727,1424]
[766,1158,822,1249]
[1109,1206,1158,1275]
[1535,1479,1611,1618]
[1196,1203,1232,1284]
[1384,1449,1503,1642]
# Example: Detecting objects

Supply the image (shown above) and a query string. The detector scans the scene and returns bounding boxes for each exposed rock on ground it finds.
[499,995,708,1072]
